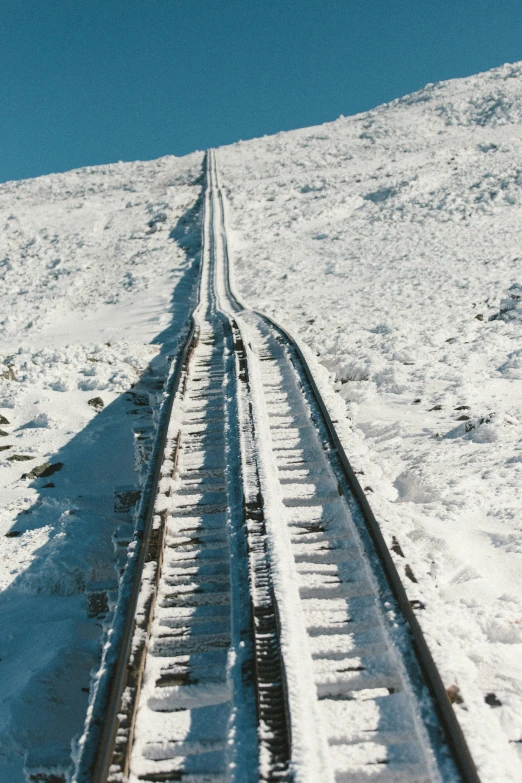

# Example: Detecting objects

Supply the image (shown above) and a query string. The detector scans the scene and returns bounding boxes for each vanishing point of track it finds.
[74,151,481,783]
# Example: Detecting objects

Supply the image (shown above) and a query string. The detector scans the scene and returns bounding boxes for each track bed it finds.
[74,152,479,783]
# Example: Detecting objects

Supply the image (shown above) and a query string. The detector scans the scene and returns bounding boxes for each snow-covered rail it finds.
[74,151,481,783]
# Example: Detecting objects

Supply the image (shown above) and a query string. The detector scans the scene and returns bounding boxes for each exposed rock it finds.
[0,415,10,425]
[391,536,405,557]
[465,413,495,432]
[22,462,64,480]
[0,365,16,380]
[126,390,150,407]
[87,396,104,411]
[7,454,34,462]
[363,187,397,203]
[490,283,522,322]
[446,685,464,705]
[114,485,141,513]
[0,429,8,436]
[86,579,119,618]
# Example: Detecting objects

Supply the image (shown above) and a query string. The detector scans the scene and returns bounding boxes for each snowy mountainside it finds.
[2,58,522,783]
[0,152,204,780]
[217,60,522,781]
[0,155,203,338]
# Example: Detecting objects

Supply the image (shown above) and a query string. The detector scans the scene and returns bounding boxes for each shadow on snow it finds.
[0,186,204,780]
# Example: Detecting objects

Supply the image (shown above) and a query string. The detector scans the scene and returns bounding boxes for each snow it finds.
[0,152,204,780]
[217,60,522,781]
[2,55,522,782]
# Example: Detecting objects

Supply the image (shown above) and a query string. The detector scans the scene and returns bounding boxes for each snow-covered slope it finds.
[0,153,204,780]
[3,59,522,782]
[217,61,522,781]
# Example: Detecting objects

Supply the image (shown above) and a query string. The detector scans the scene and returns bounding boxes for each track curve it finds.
[73,150,481,783]
[209,152,481,783]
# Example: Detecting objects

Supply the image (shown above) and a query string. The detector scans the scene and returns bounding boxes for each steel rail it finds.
[210,149,482,783]
[228,317,293,782]
[208,151,293,780]
[73,155,207,783]
[79,322,198,783]
[78,148,291,783]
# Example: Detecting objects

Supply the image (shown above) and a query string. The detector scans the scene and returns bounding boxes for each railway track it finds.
[74,151,481,783]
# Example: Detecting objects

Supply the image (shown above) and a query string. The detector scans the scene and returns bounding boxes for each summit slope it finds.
[217,60,522,781]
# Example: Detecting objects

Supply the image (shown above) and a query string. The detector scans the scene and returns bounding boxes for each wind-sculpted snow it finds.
[217,60,522,781]
[0,152,204,780]
[0,155,203,337]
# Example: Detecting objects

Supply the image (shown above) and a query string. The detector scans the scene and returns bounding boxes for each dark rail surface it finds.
[76,150,481,783]
[210,150,293,779]
[75,147,207,781]
[79,321,199,783]
[229,317,293,782]
[211,149,481,783]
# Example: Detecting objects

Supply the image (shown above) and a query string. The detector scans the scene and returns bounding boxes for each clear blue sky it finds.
[2,0,522,182]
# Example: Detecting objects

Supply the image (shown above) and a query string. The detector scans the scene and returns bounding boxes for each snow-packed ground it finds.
[0,153,204,780]
[217,61,522,781]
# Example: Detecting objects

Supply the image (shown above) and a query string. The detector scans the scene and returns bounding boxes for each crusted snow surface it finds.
[217,61,522,781]
[0,152,204,780]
